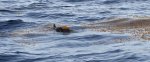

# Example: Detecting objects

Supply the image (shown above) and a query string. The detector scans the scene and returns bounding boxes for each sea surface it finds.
[0,0,150,62]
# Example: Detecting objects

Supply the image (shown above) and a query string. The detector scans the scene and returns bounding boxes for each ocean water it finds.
[0,0,150,62]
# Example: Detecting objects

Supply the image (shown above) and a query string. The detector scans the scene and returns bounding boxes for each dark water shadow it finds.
[0,54,20,62]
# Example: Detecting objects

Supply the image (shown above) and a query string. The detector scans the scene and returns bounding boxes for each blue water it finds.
[0,0,150,62]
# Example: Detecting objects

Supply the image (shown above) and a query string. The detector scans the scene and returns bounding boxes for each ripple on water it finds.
[0,0,17,3]
[85,53,149,62]
[0,9,17,13]
[66,34,106,41]
[76,16,101,22]
[0,54,20,62]
[27,3,49,9]
[26,12,49,18]
[50,32,133,48]
[26,12,75,19]
[63,0,92,2]
[102,0,148,4]
[102,0,120,4]
[14,49,124,62]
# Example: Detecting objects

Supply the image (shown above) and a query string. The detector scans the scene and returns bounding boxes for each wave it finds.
[86,53,147,62]
[27,3,49,9]
[0,19,37,30]
[102,0,148,4]
[0,54,20,62]
[63,0,92,2]
[12,2,50,10]
[26,12,75,19]
[0,19,24,30]
[77,16,101,22]
[0,9,21,14]
[0,0,17,3]
[0,19,40,37]
[102,0,120,4]
[26,12,50,18]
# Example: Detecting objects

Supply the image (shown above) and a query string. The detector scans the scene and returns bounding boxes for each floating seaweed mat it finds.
[81,17,150,40]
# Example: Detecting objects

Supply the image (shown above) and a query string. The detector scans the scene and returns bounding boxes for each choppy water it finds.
[0,0,150,62]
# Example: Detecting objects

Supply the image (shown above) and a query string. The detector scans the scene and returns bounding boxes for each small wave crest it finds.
[27,3,49,9]
[26,12,75,19]
[102,0,148,4]
[63,0,92,2]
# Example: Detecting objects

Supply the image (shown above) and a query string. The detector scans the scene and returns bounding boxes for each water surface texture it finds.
[0,0,150,62]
